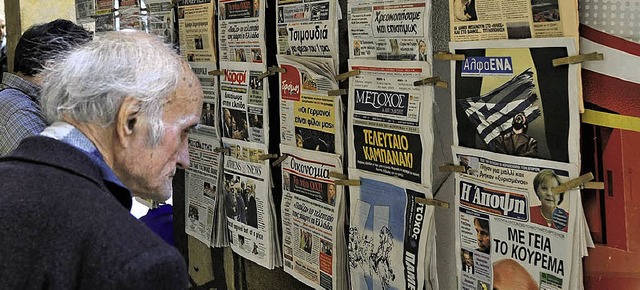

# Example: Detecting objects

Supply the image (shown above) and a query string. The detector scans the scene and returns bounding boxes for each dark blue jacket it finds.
[0,136,188,289]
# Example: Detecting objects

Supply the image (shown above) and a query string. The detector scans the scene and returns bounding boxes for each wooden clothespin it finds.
[258,153,278,161]
[208,69,225,76]
[214,147,230,155]
[414,76,448,88]
[329,171,348,180]
[415,197,450,208]
[258,66,286,79]
[335,179,361,186]
[336,70,360,82]
[272,154,288,167]
[434,52,465,61]
[551,172,595,194]
[552,52,603,67]
[439,164,466,173]
[328,89,347,96]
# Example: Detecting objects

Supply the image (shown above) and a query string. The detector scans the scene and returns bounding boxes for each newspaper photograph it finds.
[185,133,223,247]
[280,144,346,290]
[76,0,95,20]
[449,0,578,42]
[347,59,434,187]
[276,0,339,70]
[187,62,221,139]
[218,0,266,64]
[178,0,217,63]
[348,168,436,290]
[277,55,343,155]
[450,38,580,165]
[220,61,269,145]
[347,1,432,63]
[452,146,581,290]
[146,0,176,44]
[222,138,279,269]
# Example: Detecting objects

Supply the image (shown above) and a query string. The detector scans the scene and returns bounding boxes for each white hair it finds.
[41,30,183,146]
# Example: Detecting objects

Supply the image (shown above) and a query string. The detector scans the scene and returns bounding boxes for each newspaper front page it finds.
[452,146,580,290]
[348,169,436,290]
[219,61,269,145]
[222,139,281,269]
[218,0,266,64]
[280,145,346,290]
[76,0,95,20]
[448,0,578,42]
[190,62,221,139]
[276,0,340,70]
[450,38,580,165]
[277,55,343,155]
[178,0,217,63]
[146,0,176,44]
[185,133,223,246]
[347,59,434,187]
[347,1,432,63]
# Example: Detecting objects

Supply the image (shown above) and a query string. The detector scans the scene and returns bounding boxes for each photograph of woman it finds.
[530,169,568,231]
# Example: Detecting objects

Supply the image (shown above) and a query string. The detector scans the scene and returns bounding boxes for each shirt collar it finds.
[40,121,130,196]
[1,73,41,101]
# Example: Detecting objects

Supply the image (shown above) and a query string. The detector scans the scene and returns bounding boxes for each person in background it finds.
[0,30,202,288]
[0,19,92,156]
[0,12,7,73]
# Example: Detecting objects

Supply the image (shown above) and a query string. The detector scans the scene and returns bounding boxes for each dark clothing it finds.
[0,136,188,289]
[493,131,538,157]
[140,204,176,246]
[246,196,257,228]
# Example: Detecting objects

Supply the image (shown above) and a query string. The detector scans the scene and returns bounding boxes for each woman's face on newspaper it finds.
[536,176,559,210]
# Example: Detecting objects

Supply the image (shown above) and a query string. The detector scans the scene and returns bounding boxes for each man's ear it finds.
[116,96,142,147]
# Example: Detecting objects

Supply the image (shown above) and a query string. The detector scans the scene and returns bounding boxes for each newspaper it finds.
[119,0,142,30]
[189,62,221,139]
[280,144,347,290]
[348,168,437,290]
[222,138,281,269]
[347,1,433,63]
[347,59,434,187]
[448,0,578,42]
[145,0,177,44]
[178,0,217,63]
[277,55,343,155]
[185,133,224,247]
[219,61,269,145]
[218,0,266,64]
[76,0,95,20]
[96,0,115,15]
[452,146,583,290]
[450,38,580,165]
[276,0,340,70]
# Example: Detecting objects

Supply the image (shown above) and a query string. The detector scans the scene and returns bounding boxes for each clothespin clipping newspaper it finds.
[552,52,603,67]
[551,172,604,194]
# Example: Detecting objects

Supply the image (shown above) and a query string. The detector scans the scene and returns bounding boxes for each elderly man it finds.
[0,30,202,289]
[0,19,92,156]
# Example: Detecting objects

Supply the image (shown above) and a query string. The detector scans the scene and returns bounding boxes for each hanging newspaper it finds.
[276,0,340,70]
[219,61,269,145]
[188,62,221,139]
[450,38,580,165]
[277,55,343,156]
[348,169,437,290]
[178,0,217,63]
[146,0,176,44]
[222,139,281,269]
[347,1,433,63]
[96,0,115,15]
[185,133,223,247]
[347,59,434,187]
[452,146,582,290]
[94,0,116,34]
[280,145,347,290]
[76,0,96,20]
[119,0,142,30]
[218,0,266,64]
[448,0,578,42]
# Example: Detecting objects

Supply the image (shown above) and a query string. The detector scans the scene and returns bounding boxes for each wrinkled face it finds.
[537,177,559,211]
[474,220,490,253]
[125,68,203,201]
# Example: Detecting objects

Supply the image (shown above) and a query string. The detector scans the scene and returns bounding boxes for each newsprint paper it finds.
[347,59,434,187]
[448,0,578,42]
[185,133,224,247]
[277,55,342,155]
[450,38,580,165]
[452,146,584,290]
[280,145,347,290]
[348,169,437,290]
[276,0,340,70]
[222,138,282,269]
[347,1,433,63]
[218,0,266,64]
